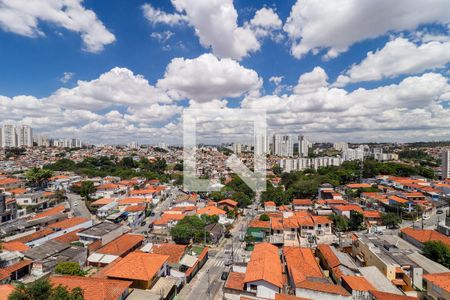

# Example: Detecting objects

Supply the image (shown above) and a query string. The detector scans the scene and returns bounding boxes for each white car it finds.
[73,202,79,206]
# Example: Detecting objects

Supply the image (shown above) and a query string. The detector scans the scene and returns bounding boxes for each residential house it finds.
[292,199,313,211]
[88,234,144,267]
[264,201,277,212]
[400,227,450,249]
[104,251,169,289]
[50,275,132,300]
[423,272,450,300]
[243,243,283,299]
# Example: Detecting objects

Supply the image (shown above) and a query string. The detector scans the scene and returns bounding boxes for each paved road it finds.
[401,206,449,230]
[66,192,91,219]
[179,215,249,300]
[132,188,180,235]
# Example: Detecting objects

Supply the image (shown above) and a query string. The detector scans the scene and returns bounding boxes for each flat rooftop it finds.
[77,222,120,237]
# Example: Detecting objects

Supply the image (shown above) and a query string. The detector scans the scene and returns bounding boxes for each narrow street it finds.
[66,192,91,219]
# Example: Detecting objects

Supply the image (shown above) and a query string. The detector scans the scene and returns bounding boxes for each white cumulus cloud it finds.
[284,0,450,59]
[0,0,116,53]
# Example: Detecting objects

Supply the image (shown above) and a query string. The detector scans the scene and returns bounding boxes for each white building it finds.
[1,124,17,148]
[254,134,269,156]
[342,146,364,161]
[333,142,348,152]
[279,156,342,172]
[442,149,450,179]
[272,135,294,157]
[298,135,312,157]
[232,143,242,154]
[16,125,33,147]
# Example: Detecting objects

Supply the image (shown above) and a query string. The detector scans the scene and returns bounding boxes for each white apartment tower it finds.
[298,135,312,157]
[1,124,17,148]
[232,143,242,154]
[333,142,348,152]
[254,134,269,156]
[442,149,450,179]
[16,125,33,147]
[272,135,294,157]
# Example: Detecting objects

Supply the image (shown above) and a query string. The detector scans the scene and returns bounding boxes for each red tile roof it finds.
[97,234,144,257]
[12,228,54,243]
[49,217,89,230]
[31,204,65,220]
[151,243,187,264]
[50,275,131,300]
[316,244,340,269]
[296,280,350,296]
[104,251,169,281]
[248,219,271,229]
[370,290,417,300]
[91,198,114,206]
[244,243,283,288]
[423,272,450,293]
[1,241,30,252]
[346,183,372,189]
[54,229,83,244]
[225,272,245,290]
[0,284,15,300]
[342,275,375,291]
[218,199,238,207]
[124,204,146,212]
[292,199,313,206]
[196,206,226,216]
[401,227,450,248]
[283,246,323,285]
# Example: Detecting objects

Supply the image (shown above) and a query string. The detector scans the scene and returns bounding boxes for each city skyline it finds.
[1,1,450,144]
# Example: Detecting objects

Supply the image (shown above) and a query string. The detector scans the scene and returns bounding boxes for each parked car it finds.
[224,260,232,267]
[437,209,444,214]
[140,221,147,226]
[221,271,229,280]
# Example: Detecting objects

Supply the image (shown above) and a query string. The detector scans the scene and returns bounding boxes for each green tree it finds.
[79,181,95,200]
[8,278,84,300]
[272,165,283,176]
[54,262,86,276]
[422,241,450,268]
[349,211,365,231]
[231,192,252,208]
[259,214,270,221]
[170,215,215,244]
[329,215,349,232]
[381,212,402,229]
[25,168,53,188]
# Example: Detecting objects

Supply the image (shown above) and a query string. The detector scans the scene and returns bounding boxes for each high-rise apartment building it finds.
[272,135,294,157]
[232,143,242,154]
[1,124,17,148]
[254,134,269,156]
[298,135,312,157]
[442,149,450,179]
[342,145,365,161]
[16,125,33,147]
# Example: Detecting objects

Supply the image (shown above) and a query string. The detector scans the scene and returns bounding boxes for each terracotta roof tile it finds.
[296,280,350,296]
[12,228,54,243]
[151,243,187,264]
[1,241,30,252]
[91,198,114,206]
[401,227,450,248]
[124,205,146,212]
[97,234,144,257]
[275,294,311,300]
[104,251,168,281]
[423,272,450,293]
[316,244,340,269]
[49,217,89,230]
[196,206,226,216]
[51,275,131,300]
[292,199,313,206]
[0,284,15,300]
[244,243,283,288]
[342,275,375,291]
[218,199,238,207]
[31,204,65,220]
[283,246,323,286]
[225,272,245,290]
[54,229,83,244]
[369,290,417,300]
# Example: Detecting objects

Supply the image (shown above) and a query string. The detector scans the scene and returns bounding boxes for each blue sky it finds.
[0,0,450,144]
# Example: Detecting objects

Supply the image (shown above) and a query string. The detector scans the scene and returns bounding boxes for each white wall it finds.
[27,220,93,247]
[295,288,351,300]
[246,280,279,299]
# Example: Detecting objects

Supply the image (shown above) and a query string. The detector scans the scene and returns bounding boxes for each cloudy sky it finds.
[1,0,450,144]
